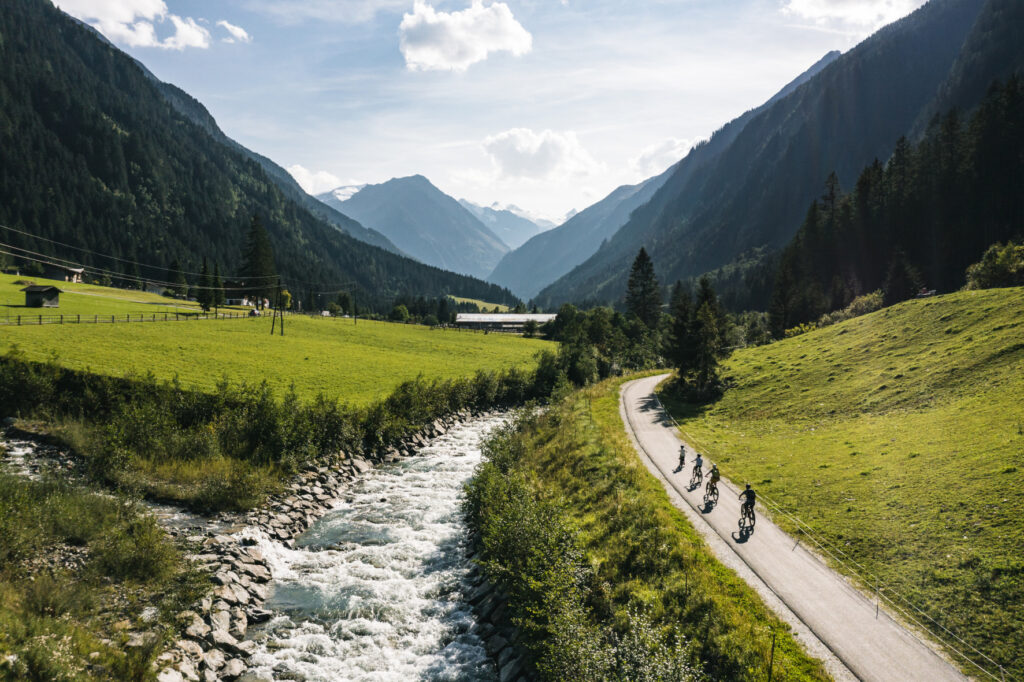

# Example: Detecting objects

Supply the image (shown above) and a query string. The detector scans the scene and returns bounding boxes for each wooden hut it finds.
[21,285,62,308]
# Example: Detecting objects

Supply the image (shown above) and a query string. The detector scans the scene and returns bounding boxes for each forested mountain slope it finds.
[318,176,509,279]
[769,76,1024,332]
[493,48,839,302]
[0,0,517,309]
[537,0,988,308]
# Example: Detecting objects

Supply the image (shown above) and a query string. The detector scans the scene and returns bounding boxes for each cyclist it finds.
[739,484,756,522]
[678,445,686,470]
[706,463,720,495]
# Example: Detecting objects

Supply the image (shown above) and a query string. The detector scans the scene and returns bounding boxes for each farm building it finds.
[42,264,84,283]
[455,313,557,332]
[21,285,62,308]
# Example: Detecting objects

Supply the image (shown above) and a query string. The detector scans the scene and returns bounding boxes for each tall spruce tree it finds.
[212,262,225,310]
[241,215,277,309]
[197,257,212,311]
[666,281,696,374]
[693,302,721,395]
[625,247,661,328]
[169,259,187,298]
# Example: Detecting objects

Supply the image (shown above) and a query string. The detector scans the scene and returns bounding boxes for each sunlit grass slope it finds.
[450,296,510,312]
[661,287,1024,678]
[0,304,553,405]
[0,273,242,317]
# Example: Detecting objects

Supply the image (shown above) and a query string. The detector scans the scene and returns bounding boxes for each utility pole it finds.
[270,277,284,336]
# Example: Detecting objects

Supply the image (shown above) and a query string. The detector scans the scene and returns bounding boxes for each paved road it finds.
[620,374,966,682]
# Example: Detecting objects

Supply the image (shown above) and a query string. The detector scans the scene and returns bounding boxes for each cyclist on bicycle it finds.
[707,464,720,490]
[678,446,686,470]
[739,484,756,519]
[694,453,703,473]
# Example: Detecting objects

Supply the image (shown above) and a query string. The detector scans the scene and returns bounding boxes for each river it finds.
[241,414,506,682]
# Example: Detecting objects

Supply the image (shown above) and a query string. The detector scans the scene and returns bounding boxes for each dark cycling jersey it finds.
[740,489,756,505]
[709,469,720,482]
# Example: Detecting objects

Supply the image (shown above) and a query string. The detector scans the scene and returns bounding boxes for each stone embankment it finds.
[157,409,522,682]
[462,544,537,682]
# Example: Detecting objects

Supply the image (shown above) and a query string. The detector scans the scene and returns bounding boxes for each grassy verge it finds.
[660,287,1024,679]
[466,374,830,681]
[0,473,204,681]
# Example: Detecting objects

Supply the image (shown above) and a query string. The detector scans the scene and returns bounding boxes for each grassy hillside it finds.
[0,273,237,318]
[450,296,511,312]
[661,287,1024,678]
[0,281,553,405]
[467,374,828,680]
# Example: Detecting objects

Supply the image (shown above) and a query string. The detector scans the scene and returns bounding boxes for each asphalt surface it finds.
[620,374,966,682]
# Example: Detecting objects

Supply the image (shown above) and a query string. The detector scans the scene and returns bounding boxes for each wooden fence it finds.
[0,311,259,326]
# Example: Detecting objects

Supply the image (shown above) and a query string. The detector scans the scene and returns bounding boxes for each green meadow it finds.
[661,287,1024,678]
[0,276,553,405]
[0,273,236,318]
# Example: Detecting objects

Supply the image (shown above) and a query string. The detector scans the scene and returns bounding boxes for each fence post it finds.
[17,315,20,325]
[60,315,63,324]
[38,315,42,325]
[77,314,80,324]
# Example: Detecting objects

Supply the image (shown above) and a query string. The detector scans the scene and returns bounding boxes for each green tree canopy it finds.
[241,215,277,309]
[625,247,661,328]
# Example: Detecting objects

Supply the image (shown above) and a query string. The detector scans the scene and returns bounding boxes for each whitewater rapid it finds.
[242,415,507,682]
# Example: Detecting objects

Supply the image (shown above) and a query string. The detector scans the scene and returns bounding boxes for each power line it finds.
[0,222,279,280]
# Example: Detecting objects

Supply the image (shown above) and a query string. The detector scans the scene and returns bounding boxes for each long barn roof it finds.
[455,313,557,323]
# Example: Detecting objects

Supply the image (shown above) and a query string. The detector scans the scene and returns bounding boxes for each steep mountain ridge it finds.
[0,0,518,309]
[493,48,840,301]
[317,176,509,279]
[537,0,987,308]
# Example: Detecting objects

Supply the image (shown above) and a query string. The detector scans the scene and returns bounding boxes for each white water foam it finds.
[243,415,507,682]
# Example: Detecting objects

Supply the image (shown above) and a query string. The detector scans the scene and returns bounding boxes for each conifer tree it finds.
[665,281,696,374]
[241,215,277,309]
[625,247,661,328]
[169,259,187,298]
[212,262,225,310]
[693,302,721,395]
[197,257,212,311]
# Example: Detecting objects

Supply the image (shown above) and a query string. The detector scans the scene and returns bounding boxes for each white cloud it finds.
[483,128,603,180]
[781,0,926,28]
[629,137,693,177]
[217,20,252,44]
[54,0,213,50]
[400,1,532,72]
[286,164,344,195]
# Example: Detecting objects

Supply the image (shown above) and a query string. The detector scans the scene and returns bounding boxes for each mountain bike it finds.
[739,502,756,532]
[689,464,703,489]
[703,479,719,506]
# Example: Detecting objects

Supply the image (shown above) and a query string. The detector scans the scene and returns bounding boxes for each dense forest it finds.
[769,76,1024,334]
[0,0,519,311]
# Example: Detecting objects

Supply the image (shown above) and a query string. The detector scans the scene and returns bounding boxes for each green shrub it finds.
[966,241,1024,289]
[92,514,177,583]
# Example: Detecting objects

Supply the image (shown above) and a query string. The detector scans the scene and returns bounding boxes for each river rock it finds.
[222,658,245,679]
[499,656,525,682]
[184,615,211,640]
[177,639,204,661]
[202,648,225,671]
[207,628,239,653]
[157,669,184,682]
[209,609,231,633]
[177,658,200,682]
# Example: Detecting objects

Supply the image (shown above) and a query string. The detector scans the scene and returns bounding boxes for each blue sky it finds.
[55,0,926,221]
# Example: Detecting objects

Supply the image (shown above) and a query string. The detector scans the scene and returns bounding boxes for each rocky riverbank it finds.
[155,409,517,682]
